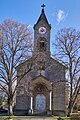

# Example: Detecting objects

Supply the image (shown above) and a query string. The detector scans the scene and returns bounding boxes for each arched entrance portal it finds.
[34,84,48,113]
[36,94,46,111]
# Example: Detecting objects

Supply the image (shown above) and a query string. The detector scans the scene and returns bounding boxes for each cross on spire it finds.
[41,4,46,9]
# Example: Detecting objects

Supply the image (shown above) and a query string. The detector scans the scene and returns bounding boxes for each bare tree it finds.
[53,28,80,116]
[0,19,33,115]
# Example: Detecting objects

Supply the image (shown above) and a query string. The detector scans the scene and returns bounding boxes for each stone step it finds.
[33,111,47,116]
[12,116,57,120]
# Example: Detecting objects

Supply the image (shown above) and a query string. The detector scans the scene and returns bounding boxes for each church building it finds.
[14,4,66,116]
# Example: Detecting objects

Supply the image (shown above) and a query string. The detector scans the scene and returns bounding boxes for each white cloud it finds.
[57,10,67,23]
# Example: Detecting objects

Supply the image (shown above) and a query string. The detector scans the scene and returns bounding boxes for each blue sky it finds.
[0,0,80,52]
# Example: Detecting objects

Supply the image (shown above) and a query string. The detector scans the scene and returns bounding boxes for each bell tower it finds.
[33,4,51,69]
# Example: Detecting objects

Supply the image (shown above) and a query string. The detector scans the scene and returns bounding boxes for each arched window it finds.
[78,106,80,111]
[40,40,45,48]
[38,37,46,51]
[35,84,46,92]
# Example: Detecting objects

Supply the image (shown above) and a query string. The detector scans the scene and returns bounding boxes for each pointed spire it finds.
[34,4,51,29]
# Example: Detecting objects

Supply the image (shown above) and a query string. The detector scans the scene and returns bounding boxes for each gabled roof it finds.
[50,57,67,70]
[34,6,51,29]
[31,74,50,81]
[16,57,32,70]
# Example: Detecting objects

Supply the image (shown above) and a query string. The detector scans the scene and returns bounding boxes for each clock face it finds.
[39,27,46,34]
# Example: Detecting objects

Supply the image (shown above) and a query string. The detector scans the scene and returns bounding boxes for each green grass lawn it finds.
[0,116,71,120]
[53,116,71,120]
[0,116,13,119]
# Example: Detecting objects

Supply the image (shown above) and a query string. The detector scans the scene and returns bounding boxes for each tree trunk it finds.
[8,101,13,115]
[68,58,73,116]
[8,78,13,116]
[8,95,13,116]
[68,82,73,116]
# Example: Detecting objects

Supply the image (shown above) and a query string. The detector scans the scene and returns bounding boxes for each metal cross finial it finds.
[41,4,46,9]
